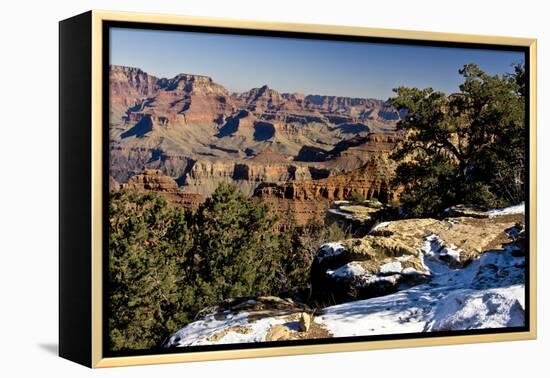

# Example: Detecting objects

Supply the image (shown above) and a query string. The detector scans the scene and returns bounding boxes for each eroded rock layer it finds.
[110,65,404,225]
[121,170,205,210]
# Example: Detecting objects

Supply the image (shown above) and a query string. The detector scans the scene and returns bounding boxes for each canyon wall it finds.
[109,65,403,226]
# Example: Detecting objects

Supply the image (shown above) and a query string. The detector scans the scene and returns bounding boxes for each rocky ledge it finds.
[164,203,526,346]
[164,296,331,347]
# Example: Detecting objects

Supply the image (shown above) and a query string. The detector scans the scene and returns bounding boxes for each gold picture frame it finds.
[59,9,537,368]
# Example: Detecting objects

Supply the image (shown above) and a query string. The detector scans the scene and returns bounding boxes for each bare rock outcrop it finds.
[124,169,179,191]
[311,208,525,304]
[121,170,206,210]
[183,159,314,197]
[254,157,396,228]
[164,296,331,347]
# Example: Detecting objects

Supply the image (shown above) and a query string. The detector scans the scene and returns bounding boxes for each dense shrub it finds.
[186,183,284,307]
[108,184,342,351]
[108,191,194,351]
[389,63,526,217]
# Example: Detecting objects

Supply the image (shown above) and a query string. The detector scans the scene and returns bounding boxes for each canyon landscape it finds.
[106,29,527,354]
[109,65,402,227]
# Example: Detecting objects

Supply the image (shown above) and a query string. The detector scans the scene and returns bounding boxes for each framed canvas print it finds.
[59,10,537,368]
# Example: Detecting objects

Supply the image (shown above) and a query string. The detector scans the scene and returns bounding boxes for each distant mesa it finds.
[109,64,404,226]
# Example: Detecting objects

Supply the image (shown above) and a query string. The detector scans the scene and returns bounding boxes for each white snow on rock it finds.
[316,242,346,262]
[327,208,354,219]
[422,234,462,264]
[327,262,402,287]
[361,274,401,287]
[167,214,526,345]
[315,240,525,337]
[425,285,525,331]
[370,221,390,232]
[485,203,525,218]
[165,311,288,347]
[327,262,366,279]
[379,261,403,274]
[402,267,426,275]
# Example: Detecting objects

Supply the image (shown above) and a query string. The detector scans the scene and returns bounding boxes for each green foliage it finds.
[108,184,317,352]
[108,191,194,351]
[188,183,283,306]
[389,63,526,217]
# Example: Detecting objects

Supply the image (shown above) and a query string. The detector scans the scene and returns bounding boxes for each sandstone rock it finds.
[299,312,311,332]
[124,169,179,192]
[325,200,387,235]
[311,235,428,303]
[165,296,332,347]
[254,153,397,228]
[312,211,525,304]
[375,214,524,266]
[207,325,253,342]
[265,324,293,341]
[122,170,206,210]
[183,159,312,197]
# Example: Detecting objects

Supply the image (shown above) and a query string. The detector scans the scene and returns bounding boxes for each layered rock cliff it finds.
[122,169,205,210]
[253,133,398,227]
[109,65,401,182]
[183,159,314,196]
[109,65,404,224]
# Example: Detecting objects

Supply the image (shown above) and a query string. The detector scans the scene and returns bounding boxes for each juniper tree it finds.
[108,190,194,351]
[389,63,526,217]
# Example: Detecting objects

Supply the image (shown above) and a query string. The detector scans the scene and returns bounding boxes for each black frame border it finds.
[101,20,531,359]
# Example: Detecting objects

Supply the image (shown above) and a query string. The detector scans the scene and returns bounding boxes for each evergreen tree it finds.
[389,63,525,217]
[108,190,194,351]
[108,184,296,351]
[189,183,283,305]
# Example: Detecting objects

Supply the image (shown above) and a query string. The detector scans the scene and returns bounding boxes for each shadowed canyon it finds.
[109,65,403,227]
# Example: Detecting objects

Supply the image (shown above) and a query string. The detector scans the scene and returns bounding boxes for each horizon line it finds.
[110,63,410,101]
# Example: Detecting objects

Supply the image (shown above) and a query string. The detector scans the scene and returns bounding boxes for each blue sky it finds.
[110,27,524,100]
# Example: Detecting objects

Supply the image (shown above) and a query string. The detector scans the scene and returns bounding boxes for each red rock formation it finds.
[124,169,179,191]
[109,66,160,121]
[122,170,206,210]
[109,65,405,226]
[255,157,396,228]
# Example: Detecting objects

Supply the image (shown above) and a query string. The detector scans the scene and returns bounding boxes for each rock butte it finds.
[109,65,403,225]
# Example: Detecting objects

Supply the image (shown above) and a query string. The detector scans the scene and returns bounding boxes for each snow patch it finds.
[316,239,525,337]
[327,262,366,279]
[402,267,425,275]
[370,221,390,232]
[379,261,403,274]
[165,311,288,347]
[327,208,354,219]
[486,203,525,218]
[316,242,346,262]
[422,234,462,264]
[425,285,525,331]
[362,274,401,286]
